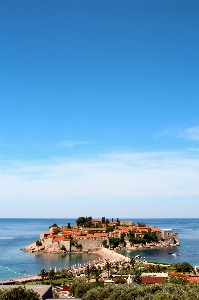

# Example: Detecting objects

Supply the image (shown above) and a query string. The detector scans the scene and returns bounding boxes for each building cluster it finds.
[39,218,179,252]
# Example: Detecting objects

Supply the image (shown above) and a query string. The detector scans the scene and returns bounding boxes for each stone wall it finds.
[76,237,107,251]
[161,229,179,244]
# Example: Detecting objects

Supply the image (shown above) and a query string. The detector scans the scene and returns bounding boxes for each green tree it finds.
[138,222,146,227]
[105,260,112,279]
[130,258,136,271]
[49,223,57,229]
[85,265,92,282]
[70,277,91,298]
[48,268,55,285]
[36,240,42,246]
[60,245,66,251]
[102,239,108,248]
[0,286,40,300]
[91,265,102,282]
[167,275,188,285]
[39,268,47,284]
[174,262,194,273]
[67,222,71,228]
[133,268,142,284]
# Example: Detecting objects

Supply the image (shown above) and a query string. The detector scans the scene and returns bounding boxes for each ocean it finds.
[0,218,199,281]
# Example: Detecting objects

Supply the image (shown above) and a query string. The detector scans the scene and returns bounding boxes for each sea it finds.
[0,218,199,281]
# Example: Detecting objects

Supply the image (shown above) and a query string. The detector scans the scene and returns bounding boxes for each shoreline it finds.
[0,248,128,285]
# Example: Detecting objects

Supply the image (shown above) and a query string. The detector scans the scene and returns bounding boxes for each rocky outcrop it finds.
[22,242,66,253]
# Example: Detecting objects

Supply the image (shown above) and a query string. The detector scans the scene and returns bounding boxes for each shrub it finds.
[36,240,42,246]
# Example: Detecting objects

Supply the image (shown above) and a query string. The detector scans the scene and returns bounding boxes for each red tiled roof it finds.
[141,276,166,284]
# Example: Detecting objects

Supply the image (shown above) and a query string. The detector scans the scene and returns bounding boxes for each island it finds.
[22,217,179,254]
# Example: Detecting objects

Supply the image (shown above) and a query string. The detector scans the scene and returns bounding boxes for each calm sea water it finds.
[0,218,199,280]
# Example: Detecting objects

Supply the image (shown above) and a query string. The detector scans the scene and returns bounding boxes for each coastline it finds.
[0,248,128,285]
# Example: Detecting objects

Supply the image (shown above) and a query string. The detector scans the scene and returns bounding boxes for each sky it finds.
[1,0,199,218]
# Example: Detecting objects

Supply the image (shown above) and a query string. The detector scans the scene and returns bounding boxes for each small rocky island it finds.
[22,217,179,254]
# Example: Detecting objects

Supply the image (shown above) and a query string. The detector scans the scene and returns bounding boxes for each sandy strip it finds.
[94,248,129,262]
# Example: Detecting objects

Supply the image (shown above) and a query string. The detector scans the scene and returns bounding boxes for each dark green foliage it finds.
[60,245,66,251]
[49,223,58,228]
[109,234,126,249]
[143,229,158,243]
[138,222,146,227]
[174,262,194,273]
[39,268,47,284]
[53,227,61,235]
[133,268,142,284]
[70,277,91,298]
[76,216,93,228]
[129,229,159,244]
[102,240,108,248]
[36,240,42,246]
[91,265,102,282]
[101,217,105,224]
[106,226,114,233]
[67,222,71,228]
[105,219,110,225]
[48,268,55,285]
[0,286,40,300]
[82,283,199,300]
[167,275,188,285]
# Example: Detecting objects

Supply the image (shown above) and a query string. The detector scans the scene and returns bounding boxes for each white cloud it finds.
[1,150,199,217]
[58,140,92,147]
[184,126,199,141]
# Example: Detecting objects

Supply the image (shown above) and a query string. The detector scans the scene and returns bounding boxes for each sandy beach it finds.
[0,248,128,285]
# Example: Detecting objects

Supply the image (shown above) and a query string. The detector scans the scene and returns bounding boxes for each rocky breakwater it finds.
[21,242,65,254]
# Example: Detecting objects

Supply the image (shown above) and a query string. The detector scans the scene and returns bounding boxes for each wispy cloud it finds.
[1,149,199,218]
[155,126,199,142]
[58,140,93,148]
[183,126,199,141]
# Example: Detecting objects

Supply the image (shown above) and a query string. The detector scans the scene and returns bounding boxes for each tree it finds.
[130,258,136,271]
[167,275,188,285]
[0,286,40,300]
[67,222,71,228]
[105,260,112,279]
[76,216,93,228]
[49,223,58,228]
[85,265,92,282]
[36,240,42,246]
[91,265,102,282]
[70,277,91,298]
[138,222,146,227]
[102,239,108,248]
[133,268,142,284]
[60,245,66,251]
[39,268,47,284]
[174,262,194,273]
[48,268,55,285]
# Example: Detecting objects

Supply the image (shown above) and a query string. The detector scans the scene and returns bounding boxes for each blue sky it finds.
[1,0,199,218]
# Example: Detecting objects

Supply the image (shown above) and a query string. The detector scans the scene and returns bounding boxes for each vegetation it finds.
[76,216,93,228]
[0,286,40,300]
[138,222,146,227]
[109,235,126,249]
[53,227,61,235]
[60,245,66,251]
[49,223,58,228]
[102,239,109,248]
[70,277,91,298]
[173,262,194,273]
[129,229,158,245]
[35,240,42,246]
[48,268,55,285]
[39,269,47,284]
[82,282,199,300]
